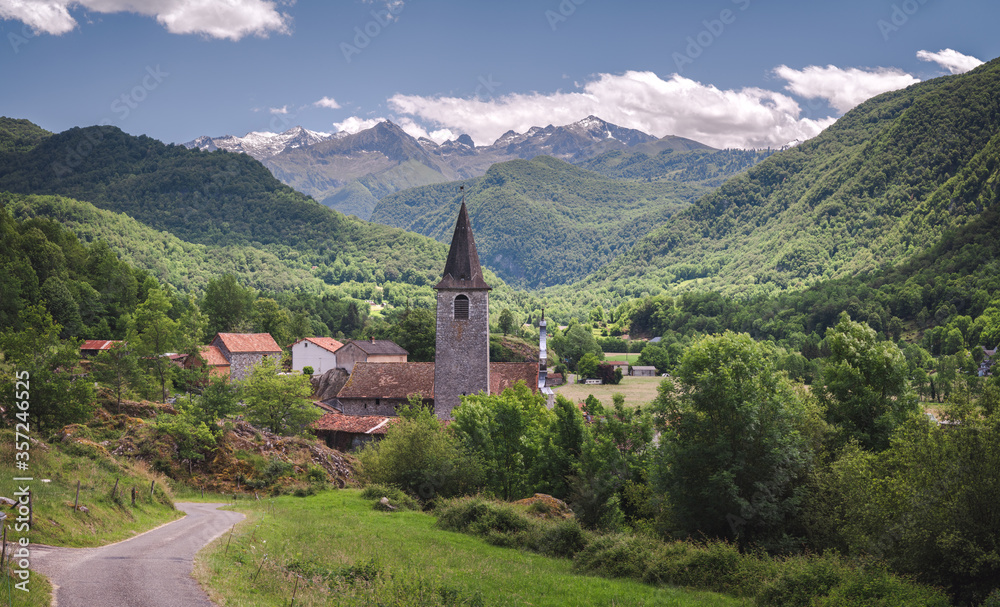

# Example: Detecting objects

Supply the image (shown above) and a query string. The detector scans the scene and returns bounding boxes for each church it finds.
[313,197,540,448]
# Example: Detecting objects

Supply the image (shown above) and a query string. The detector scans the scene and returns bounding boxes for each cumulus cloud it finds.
[313,96,341,109]
[0,0,291,39]
[388,70,837,149]
[269,105,288,114]
[917,48,984,74]
[773,64,920,114]
[333,116,384,134]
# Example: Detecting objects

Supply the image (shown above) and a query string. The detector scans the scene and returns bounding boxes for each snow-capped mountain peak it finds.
[183,126,334,161]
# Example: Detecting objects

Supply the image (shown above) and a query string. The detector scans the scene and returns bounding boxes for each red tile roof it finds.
[199,345,230,367]
[214,333,281,354]
[293,337,344,354]
[80,340,122,351]
[338,362,435,399]
[490,363,541,395]
[313,411,397,435]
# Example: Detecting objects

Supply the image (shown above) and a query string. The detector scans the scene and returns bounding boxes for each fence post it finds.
[131,487,137,507]
[150,480,155,497]
[112,477,119,500]
[74,480,80,511]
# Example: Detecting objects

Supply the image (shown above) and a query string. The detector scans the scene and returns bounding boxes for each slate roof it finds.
[338,362,435,399]
[199,346,230,367]
[313,411,396,435]
[80,340,122,351]
[293,337,344,354]
[344,339,408,356]
[434,200,491,290]
[214,333,281,353]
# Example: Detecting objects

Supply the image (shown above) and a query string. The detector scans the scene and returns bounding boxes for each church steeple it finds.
[434,192,490,291]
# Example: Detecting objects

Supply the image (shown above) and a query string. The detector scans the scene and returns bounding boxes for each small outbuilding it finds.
[335,338,408,373]
[631,366,658,377]
[290,337,344,374]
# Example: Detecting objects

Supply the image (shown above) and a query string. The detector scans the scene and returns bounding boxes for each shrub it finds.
[817,564,951,607]
[572,534,659,580]
[302,366,314,375]
[360,484,420,511]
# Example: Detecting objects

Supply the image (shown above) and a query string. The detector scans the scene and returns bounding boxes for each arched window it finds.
[454,294,469,320]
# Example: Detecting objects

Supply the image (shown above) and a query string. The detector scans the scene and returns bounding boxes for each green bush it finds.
[757,554,847,606]
[817,564,951,607]
[360,484,420,511]
[572,534,659,580]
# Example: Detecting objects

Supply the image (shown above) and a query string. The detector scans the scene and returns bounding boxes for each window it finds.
[454,294,469,320]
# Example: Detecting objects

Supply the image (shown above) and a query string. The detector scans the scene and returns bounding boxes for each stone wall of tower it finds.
[434,289,490,420]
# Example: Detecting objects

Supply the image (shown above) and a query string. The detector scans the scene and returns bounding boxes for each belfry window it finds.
[454,294,469,320]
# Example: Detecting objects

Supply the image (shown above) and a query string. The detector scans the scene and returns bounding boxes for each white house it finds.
[290,337,344,374]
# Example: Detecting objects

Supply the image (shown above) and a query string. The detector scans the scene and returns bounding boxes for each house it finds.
[290,337,344,374]
[313,412,396,451]
[631,366,658,377]
[605,360,630,372]
[210,332,282,381]
[545,372,564,387]
[335,338,408,373]
[184,345,231,379]
[335,362,435,416]
[80,340,123,357]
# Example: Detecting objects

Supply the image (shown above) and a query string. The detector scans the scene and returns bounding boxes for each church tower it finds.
[434,194,491,420]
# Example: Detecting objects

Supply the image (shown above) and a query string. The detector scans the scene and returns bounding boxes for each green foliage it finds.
[550,323,603,371]
[533,395,586,499]
[127,287,179,402]
[651,332,817,551]
[155,406,216,473]
[0,116,52,154]
[359,483,421,510]
[577,351,601,379]
[0,304,94,433]
[355,403,484,500]
[498,308,516,336]
[819,314,918,451]
[372,156,700,288]
[636,343,672,374]
[202,273,255,335]
[367,306,436,362]
[822,409,1000,605]
[190,374,241,433]
[451,383,553,500]
[240,356,319,435]
[90,341,140,412]
[435,496,589,558]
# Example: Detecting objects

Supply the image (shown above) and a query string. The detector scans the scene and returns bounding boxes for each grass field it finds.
[554,374,665,408]
[195,490,743,607]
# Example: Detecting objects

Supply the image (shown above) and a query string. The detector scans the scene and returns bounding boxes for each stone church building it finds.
[315,198,538,444]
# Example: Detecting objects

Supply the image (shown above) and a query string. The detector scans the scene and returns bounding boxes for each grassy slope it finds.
[195,490,741,607]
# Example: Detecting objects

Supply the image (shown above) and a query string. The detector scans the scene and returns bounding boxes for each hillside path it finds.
[31,502,244,607]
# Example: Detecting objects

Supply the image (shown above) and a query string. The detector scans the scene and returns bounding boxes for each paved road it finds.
[32,503,244,607]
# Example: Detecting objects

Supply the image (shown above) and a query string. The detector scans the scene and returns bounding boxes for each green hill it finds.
[0,124,449,292]
[580,147,773,187]
[555,57,1000,304]
[371,156,710,288]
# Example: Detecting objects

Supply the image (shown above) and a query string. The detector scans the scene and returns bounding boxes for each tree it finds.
[127,287,179,402]
[356,402,484,500]
[252,297,291,347]
[451,382,553,500]
[577,352,601,379]
[191,374,240,434]
[0,305,94,433]
[651,331,818,551]
[636,343,671,373]
[201,274,254,335]
[91,341,140,413]
[498,308,516,336]
[819,314,918,451]
[241,356,319,435]
[156,407,216,475]
[534,395,586,498]
[551,323,603,371]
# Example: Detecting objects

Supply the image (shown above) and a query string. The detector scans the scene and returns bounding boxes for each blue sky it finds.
[0,0,996,149]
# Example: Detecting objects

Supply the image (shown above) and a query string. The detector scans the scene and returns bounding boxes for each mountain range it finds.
[185,116,713,219]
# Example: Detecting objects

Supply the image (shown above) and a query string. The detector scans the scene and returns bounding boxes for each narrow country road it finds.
[32,502,244,607]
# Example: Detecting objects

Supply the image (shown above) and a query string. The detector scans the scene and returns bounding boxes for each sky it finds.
[0,0,996,150]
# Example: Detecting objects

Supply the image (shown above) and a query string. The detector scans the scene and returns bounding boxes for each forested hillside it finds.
[555,57,1000,305]
[372,156,708,288]
[0,123,448,291]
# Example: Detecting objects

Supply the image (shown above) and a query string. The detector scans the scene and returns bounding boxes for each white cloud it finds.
[313,96,341,110]
[917,49,984,75]
[388,70,837,149]
[773,64,920,114]
[0,0,291,39]
[333,116,383,134]
[269,105,288,114]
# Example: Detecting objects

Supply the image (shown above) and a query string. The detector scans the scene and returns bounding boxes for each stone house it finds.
[335,338,408,373]
[210,332,282,381]
[336,362,435,416]
[184,345,231,379]
[313,412,396,451]
[290,337,344,374]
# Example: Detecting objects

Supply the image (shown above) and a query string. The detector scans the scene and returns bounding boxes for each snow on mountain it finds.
[183,126,334,161]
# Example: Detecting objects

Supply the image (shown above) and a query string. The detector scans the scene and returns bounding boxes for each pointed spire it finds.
[435,188,491,290]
